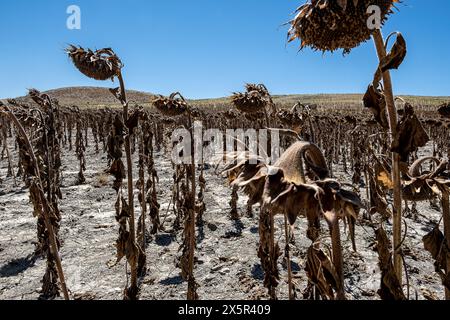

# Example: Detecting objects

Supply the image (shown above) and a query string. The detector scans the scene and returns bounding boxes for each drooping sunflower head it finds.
[152,92,188,117]
[66,45,123,81]
[288,0,399,53]
[231,83,271,114]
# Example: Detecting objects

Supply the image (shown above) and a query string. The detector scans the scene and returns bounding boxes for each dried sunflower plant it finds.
[226,81,364,300]
[288,0,408,291]
[66,45,144,300]
[232,83,276,127]
[153,92,199,300]
[1,94,70,300]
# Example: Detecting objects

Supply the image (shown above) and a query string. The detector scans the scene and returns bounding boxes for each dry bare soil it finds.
[0,131,445,300]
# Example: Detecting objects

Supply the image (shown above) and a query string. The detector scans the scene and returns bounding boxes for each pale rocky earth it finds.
[0,134,445,300]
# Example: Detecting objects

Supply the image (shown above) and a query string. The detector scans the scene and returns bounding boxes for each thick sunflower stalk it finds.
[143,118,160,234]
[172,163,185,231]
[196,165,206,226]
[180,161,199,300]
[230,185,240,220]
[74,108,86,184]
[29,90,65,298]
[136,122,147,276]
[90,113,100,154]
[66,110,74,151]
[258,205,281,300]
[371,30,408,281]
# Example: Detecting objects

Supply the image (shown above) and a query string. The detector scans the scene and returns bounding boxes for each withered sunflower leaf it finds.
[363,84,389,129]
[380,32,407,72]
[392,104,430,162]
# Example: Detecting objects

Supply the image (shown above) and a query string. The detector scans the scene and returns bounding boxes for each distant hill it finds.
[11,87,155,108]
[5,86,449,110]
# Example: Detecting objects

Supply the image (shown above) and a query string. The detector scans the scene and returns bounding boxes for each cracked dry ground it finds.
[0,135,446,300]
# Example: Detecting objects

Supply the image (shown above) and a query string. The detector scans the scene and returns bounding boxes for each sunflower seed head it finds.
[231,83,271,115]
[66,45,123,81]
[152,93,188,117]
[288,0,399,53]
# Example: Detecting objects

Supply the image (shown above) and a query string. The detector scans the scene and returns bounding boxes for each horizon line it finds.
[2,85,449,101]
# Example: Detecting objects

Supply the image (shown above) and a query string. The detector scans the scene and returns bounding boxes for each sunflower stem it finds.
[442,190,450,300]
[284,212,294,300]
[372,28,403,284]
[327,214,345,300]
[118,72,138,298]
[189,112,197,300]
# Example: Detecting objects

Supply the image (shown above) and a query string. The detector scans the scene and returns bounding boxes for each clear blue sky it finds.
[1,0,449,99]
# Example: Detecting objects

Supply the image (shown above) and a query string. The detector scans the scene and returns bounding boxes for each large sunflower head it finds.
[288,0,399,53]
[66,45,123,81]
[152,92,188,117]
[231,83,272,114]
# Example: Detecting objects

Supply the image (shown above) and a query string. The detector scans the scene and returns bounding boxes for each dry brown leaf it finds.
[375,227,407,300]
[377,170,394,190]
[380,32,407,72]
[363,84,389,130]
[392,103,429,162]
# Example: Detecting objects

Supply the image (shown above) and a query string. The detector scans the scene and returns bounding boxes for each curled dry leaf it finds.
[126,108,142,132]
[28,89,50,107]
[423,227,447,269]
[379,32,407,72]
[109,87,122,102]
[108,159,126,192]
[402,157,450,201]
[423,227,450,292]
[363,84,389,130]
[392,103,429,162]
[377,170,394,190]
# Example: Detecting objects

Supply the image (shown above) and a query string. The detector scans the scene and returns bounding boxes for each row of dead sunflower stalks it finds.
[1,79,449,299]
